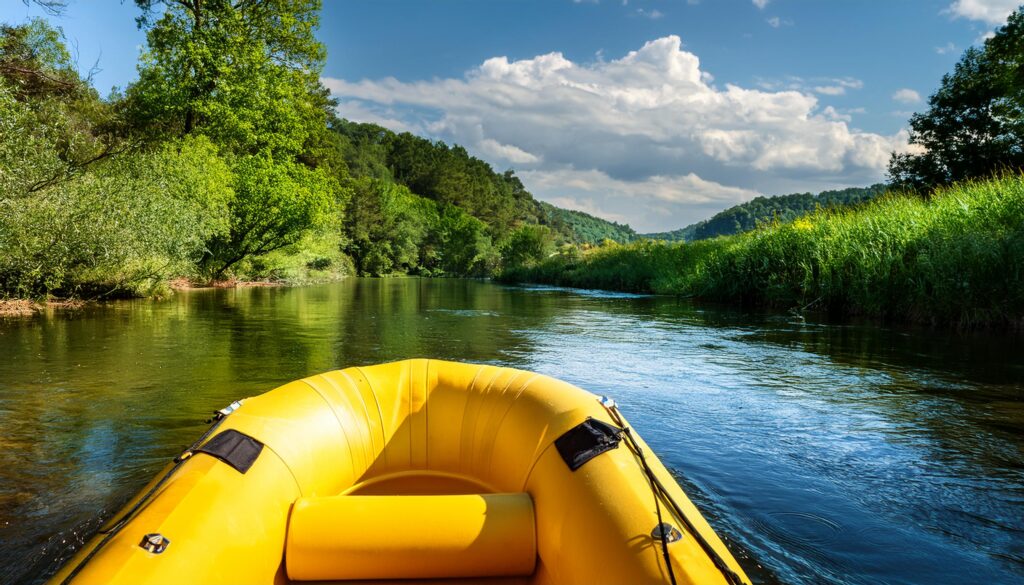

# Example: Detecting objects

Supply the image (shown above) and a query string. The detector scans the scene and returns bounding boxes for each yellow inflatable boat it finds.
[49,359,750,585]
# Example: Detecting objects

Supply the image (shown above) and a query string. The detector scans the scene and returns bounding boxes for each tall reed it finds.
[499,175,1024,328]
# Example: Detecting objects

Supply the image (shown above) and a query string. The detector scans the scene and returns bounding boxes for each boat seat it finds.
[285,493,537,581]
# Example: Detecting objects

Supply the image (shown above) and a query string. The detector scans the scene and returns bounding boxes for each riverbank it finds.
[499,175,1024,330]
[0,278,297,317]
[0,299,85,317]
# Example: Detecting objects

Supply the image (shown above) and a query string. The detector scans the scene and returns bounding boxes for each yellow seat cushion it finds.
[285,493,536,581]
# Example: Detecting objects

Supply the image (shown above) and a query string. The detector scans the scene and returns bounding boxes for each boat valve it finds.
[651,522,683,543]
[139,533,170,554]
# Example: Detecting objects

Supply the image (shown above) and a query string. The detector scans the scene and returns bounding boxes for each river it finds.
[1,278,1021,585]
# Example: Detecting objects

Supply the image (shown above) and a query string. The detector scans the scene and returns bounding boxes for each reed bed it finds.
[500,175,1024,328]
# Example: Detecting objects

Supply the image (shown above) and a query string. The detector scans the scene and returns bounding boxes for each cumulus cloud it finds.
[323,36,909,231]
[753,0,769,9]
[892,88,922,103]
[945,0,1018,24]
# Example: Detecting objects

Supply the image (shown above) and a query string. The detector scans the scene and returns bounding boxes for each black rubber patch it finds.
[195,429,263,474]
[555,418,623,471]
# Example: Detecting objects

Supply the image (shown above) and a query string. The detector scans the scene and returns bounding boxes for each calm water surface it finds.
[1,279,1022,585]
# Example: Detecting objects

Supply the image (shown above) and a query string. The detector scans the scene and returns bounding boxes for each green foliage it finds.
[239,229,353,283]
[640,185,888,242]
[500,225,555,269]
[500,239,679,293]
[128,0,329,158]
[333,120,549,240]
[203,155,337,278]
[538,201,637,244]
[125,0,345,279]
[888,8,1024,191]
[0,136,233,297]
[503,175,1024,328]
[0,20,120,192]
[341,177,496,277]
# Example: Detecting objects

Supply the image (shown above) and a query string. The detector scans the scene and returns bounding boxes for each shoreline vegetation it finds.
[2,3,1023,331]
[499,175,1024,330]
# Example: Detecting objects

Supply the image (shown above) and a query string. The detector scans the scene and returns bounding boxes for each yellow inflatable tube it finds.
[48,359,751,585]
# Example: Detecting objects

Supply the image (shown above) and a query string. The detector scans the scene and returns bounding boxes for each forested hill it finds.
[333,120,639,246]
[641,184,889,242]
[333,120,546,237]
[538,202,638,244]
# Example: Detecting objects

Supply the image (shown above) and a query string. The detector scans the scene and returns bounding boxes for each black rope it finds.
[59,411,232,585]
[627,423,679,585]
[607,405,747,585]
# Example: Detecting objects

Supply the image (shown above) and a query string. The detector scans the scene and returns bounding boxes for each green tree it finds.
[128,0,329,157]
[203,155,336,278]
[127,0,342,278]
[0,133,233,297]
[500,225,555,269]
[0,19,121,193]
[888,7,1024,191]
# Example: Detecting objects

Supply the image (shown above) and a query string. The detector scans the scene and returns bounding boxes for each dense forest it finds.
[538,202,638,244]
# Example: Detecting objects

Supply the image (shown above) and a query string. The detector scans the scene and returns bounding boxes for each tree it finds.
[203,155,336,278]
[888,8,1024,192]
[128,0,329,158]
[500,225,555,269]
[127,0,342,278]
[0,19,122,192]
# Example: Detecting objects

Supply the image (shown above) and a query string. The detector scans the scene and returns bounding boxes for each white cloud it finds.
[945,0,1018,24]
[935,42,957,54]
[753,0,769,9]
[977,30,997,43]
[634,8,664,19]
[766,15,794,28]
[812,78,863,96]
[813,85,845,95]
[477,139,542,164]
[323,36,910,230]
[892,88,922,103]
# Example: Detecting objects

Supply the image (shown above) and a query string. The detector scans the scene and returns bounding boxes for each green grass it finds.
[499,175,1024,328]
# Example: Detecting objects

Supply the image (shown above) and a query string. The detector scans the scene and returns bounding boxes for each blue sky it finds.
[4,0,1019,231]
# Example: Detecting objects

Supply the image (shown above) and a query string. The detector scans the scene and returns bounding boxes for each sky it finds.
[3,0,1021,232]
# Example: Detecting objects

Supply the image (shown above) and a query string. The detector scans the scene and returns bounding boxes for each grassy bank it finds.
[500,175,1024,329]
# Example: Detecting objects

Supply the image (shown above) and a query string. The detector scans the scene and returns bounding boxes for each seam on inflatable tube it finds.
[486,373,539,482]
[320,373,369,475]
[476,370,520,472]
[303,377,357,483]
[424,359,430,470]
[355,366,389,469]
[463,367,504,473]
[259,437,305,497]
[339,368,379,461]
[520,439,558,493]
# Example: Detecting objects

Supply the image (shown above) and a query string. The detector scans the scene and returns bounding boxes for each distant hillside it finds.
[333,120,547,238]
[640,224,699,243]
[640,184,888,242]
[539,202,638,244]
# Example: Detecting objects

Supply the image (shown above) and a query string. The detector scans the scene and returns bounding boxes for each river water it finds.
[0,278,1021,585]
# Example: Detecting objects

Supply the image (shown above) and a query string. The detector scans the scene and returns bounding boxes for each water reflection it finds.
[0,279,1021,585]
